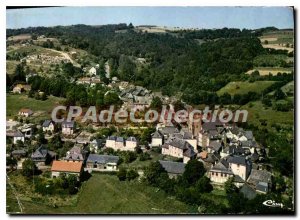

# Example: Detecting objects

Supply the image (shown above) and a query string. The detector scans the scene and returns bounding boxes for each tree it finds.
[195,176,213,193]
[67,174,78,194]
[12,64,26,83]
[224,177,238,194]
[117,167,127,181]
[182,159,206,185]
[6,157,17,170]
[144,161,167,186]
[104,92,121,105]
[126,169,139,181]
[150,96,163,110]
[22,159,37,177]
[273,88,286,100]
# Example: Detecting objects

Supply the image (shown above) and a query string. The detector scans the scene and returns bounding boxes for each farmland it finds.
[242,100,294,131]
[217,81,276,96]
[246,67,293,76]
[259,30,294,52]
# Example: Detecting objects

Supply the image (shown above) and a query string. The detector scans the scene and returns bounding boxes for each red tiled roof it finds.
[51,160,83,173]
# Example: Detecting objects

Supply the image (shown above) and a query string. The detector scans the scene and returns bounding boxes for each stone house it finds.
[86,154,119,171]
[51,160,83,179]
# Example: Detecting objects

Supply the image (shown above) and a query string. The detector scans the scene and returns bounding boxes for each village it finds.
[6,61,273,201]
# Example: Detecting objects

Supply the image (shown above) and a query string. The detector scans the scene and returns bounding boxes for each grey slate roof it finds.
[244,131,254,140]
[159,160,186,174]
[62,121,74,128]
[9,130,24,137]
[126,137,137,142]
[42,120,53,127]
[228,156,247,165]
[31,145,48,159]
[65,146,84,161]
[87,154,119,164]
[168,138,191,150]
[116,137,124,142]
[208,141,222,152]
[247,169,272,185]
[240,183,257,200]
[183,147,196,158]
[256,182,268,193]
[160,126,179,136]
[210,160,233,175]
[152,130,163,139]
[12,149,27,155]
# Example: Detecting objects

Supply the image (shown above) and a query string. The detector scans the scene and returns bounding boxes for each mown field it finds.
[217,81,276,96]
[7,173,197,214]
[6,94,65,122]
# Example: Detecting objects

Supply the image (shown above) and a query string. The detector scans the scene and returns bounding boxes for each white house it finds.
[18,108,33,117]
[88,67,97,76]
[42,120,55,132]
[62,121,75,135]
[228,156,250,181]
[125,137,138,151]
[151,130,164,147]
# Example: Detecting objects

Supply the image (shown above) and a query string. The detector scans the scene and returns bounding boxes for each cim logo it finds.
[262,200,284,208]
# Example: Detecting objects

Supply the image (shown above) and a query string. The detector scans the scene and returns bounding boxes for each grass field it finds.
[217,81,276,96]
[6,60,21,75]
[242,100,294,130]
[6,94,65,122]
[246,67,293,76]
[7,173,195,214]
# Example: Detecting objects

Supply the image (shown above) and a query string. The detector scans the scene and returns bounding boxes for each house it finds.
[75,131,92,144]
[64,145,87,162]
[240,183,257,200]
[162,138,196,163]
[6,130,25,144]
[125,137,138,151]
[159,126,179,139]
[151,130,164,147]
[42,120,55,132]
[12,84,31,94]
[31,145,54,166]
[51,160,83,178]
[105,136,125,150]
[247,169,272,193]
[18,108,33,117]
[159,160,186,179]
[207,140,222,153]
[6,120,19,130]
[88,67,97,76]
[86,154,119,171]
[227,156,251,181]
[208,160,234,184]
[11,149,27,159]
[20,124,34,138]
[89,139,104,153]
[181,131,197,149]
[62,121,75,135]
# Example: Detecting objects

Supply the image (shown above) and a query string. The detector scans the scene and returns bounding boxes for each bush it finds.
[126,169,139,181]
[117,168,127,181]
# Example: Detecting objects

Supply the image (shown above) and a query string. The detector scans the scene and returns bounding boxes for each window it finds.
[224,174,227,177]
[211,172,214,176]
[221,173,223,177]
[216,173,218,176]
